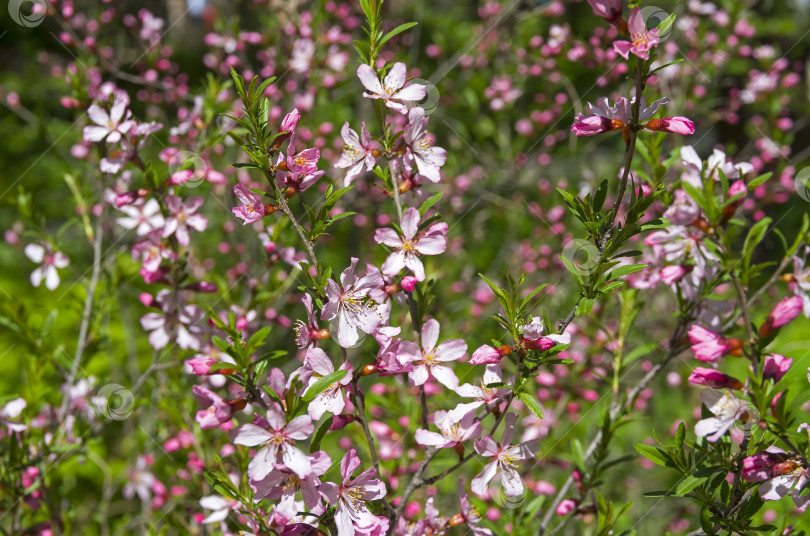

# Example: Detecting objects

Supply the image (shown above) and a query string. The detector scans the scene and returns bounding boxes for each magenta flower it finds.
[117,198,166,236]
[403,107,447,183]
[321,258,387,348]
[335,122,376,186]
[232,403,314,480]
[399,319,466,389]
[687,325,739,363]
[694,390,750,443]
[613,8,659,60]
[588,0,624,29]
[374,207,446,281]
[415,404,482,448]
[320,449,389,536]
[743,446,793,483]
[356,62,426,115]
[285,135,320,175]
[688,367,743,390]
[24,242,69,291]
[191,385,236,429]
[162,195,207,247]
[471,412,537,497]
[299,348,352,420]
[454,480,493,536]
[763,353,793,383]
[644,116,696,135]
[140,289,204,350]
[132,232,177,274]
[760,296,803,337]
[744,446,810,511]
[572,96,676,136]
[83,90,134,144]
[232,184,266,224]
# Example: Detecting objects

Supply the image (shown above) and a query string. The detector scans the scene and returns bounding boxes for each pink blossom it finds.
[374,207,446,281]
[285,135,320,175]
[320,449,389,536]
[199,495,240,524]
[403,107,447,183]
[688,367,743,390]
[232,184,266,224]
[1,398,27,433]
[644,116,696,135]
[298,348,352,420]
[471,413,537,497]
[415,404,482,448]
[469,345,501,365]
[335,122,376,186]
[24,243,69,290]
[454,480,493,536]
[457,364,509,410]
[321,258,387,348]
[400,276,418,293]
[191,385,237,429]
[251,450,332,520]
[694,390,750,443]
[556,499,577,516]
[399,319,466,389]
[356,62,426,115]
[588,0,623,28]
[760,296,803,336]
[763,353,793,383]
[613,8,659,60]
[162,195,207,247]
[232,404,314,480]
[747,446,810,511]
[687,325,737,363]
[117,198,166,236]
[295,294,327,348]
[140,289,204,350]
[83,90,134,143]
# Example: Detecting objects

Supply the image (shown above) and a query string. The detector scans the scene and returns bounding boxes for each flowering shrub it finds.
[2,0,810,535]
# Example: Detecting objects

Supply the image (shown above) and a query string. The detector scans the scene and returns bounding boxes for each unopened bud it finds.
[312,329,331,340]
[371,149,381,158]
[449,514,465,527]
[263,204,278,215]
[727,338,744,356]
[362,364,378,376]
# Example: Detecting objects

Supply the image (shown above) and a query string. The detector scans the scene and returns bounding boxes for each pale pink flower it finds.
[455,480,493,536]
[403,107,447,183]
[251,450,332,520]
[299,348,352,421]
[140,289,204,350]
[356,62,426,114]
[471,412,537,497]
[321,258,387,348]
[374,207,446,281]
[335,122,376,186]
[232,403,314,480]
[320,449,389,536]
[457,364,509,410]
[132,232,177,274]
[399,319,466,389]
[117,198,166,236]
[199,495,240,524]
[1,398,27,433]
[191,385,236,429]
[83,91,134,144]
[24,243,69,290]
[285,135,320,175]
[694,390,750,443]
[415,404,482,448]
[162,195,207,247]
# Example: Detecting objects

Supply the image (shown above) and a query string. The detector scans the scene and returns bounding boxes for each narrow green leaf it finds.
[519,392,544,419]
[303,370,349,403]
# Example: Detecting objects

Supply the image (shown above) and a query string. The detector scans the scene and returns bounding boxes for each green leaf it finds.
[518,392,544,419]
[309,417,333,453]
[377,22,419,49]
[419,193,442,217]
[592,179,608,213]
[606,264,647,280]
[747,172,772,190]
[303,370,349,403]
[633,443,670,467]
[675,475,705,496]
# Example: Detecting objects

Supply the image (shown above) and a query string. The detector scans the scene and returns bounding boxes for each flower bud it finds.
[400,276,418,293]
[312,329,331,340]
[263,204,278,215]
[362,364,378,376]
[469,344,501,365]
[759,296,803,337]
[763,353,793,383]
[688,367,743,390]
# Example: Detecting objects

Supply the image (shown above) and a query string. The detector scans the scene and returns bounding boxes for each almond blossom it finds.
[191,385,239,429]
[0,398,27,433]
[457,364,509,410]
[399,319,466,389]
[612,7,659,60]
[162,195,207,247]
[694,390,752,443]
[140,289,204,350]
[415,404,482,448]
[374,207,447,281]
[335,122,376,186]
[321,258,387,348]
[82,90,134,144]
[742,446,810,511]
[117,198,165,236]
[451,480,493,536]
[572,96,694,137]
[232,403,314,480]
[471,412,537,497]
[251,450,332,519]
[403,107,447,183]
[297,348,352,421]
[356,62,426,115]
[232,184,266,224]
[320,449,389,536]
[294,294,328,348]
[24,242,69,291]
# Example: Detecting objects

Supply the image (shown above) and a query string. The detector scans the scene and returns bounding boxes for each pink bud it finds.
[400,276,418,293]
[763,353,792,383]
[760,296,803,336]
[139,293,154,307]
[688,367,743,390]
[556,498,577,516]
[660,265,688,285]
[469,344,501,365]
